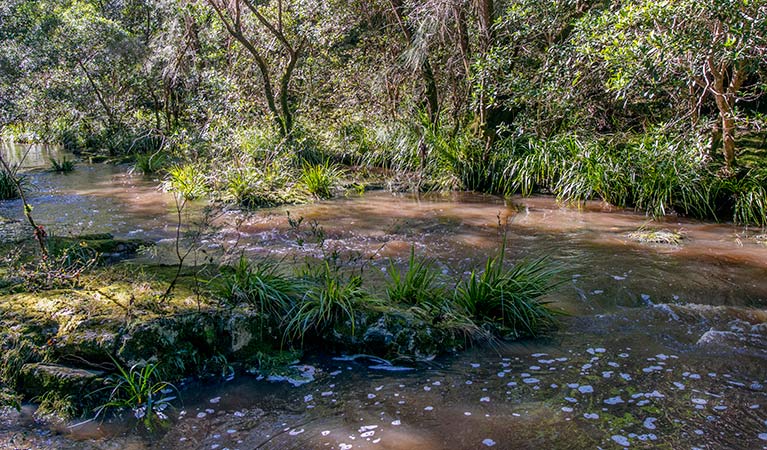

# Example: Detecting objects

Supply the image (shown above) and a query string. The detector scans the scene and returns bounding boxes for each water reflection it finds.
[0,141,77,169]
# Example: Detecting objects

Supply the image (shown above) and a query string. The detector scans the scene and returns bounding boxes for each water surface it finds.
[1,143,766,449]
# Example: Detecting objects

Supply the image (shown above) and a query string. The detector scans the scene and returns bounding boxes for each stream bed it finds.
[1,144,766,449]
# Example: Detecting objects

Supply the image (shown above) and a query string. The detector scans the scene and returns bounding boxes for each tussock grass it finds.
[455,248,562,337]
[352,122,767,225]
[717,167,767,227]
[49,157,75,173]
[300,161,342,199]
[94,360,178,429]
[222,162,307,208]
[133,151,169,175]
[503,134,713,218]
[285,262,379,341]
[214,256,299,318]
[385,247,445,309]
[164,164,207,199]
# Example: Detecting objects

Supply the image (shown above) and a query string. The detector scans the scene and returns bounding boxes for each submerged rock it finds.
[330,310,461,360]
[48,233,153,261]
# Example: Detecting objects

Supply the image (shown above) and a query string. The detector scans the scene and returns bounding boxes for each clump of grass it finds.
[134,151,169,175]
[422,119,490,192]
[164,164,207,199]
[214,256,299,318]
[503,133,712,218]
[0,387,21,411]
[0,170,21,200]
[301,161,342,199]
[727,168,767,227]
[49,157,75,173]
[626,227,684,245]
[455,248,561,337]
[223,164,306,208]
[0,336,38,391]
[624,134,712,218]
[386,247,445,309]
[355,115,489,192]
[224,170,258,206]
[285,263,378,341]
[33,391,77,421]
[94,360,178,429]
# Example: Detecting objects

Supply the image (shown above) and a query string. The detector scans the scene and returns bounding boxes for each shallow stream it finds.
[1,144,766,449]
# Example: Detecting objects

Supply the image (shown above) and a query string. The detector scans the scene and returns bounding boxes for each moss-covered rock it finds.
[0,260,475,418]
[325,310,461,360]
[116,312,238,379]
[51,319,121,365]
[48,233,153,261]
[19,363,105,400]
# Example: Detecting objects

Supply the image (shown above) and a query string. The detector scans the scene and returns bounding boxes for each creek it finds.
[1,143,766,449]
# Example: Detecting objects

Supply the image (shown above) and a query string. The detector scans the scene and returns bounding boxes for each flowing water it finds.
[1,143,767,449]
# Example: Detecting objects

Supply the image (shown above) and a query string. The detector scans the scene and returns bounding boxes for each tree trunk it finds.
[206,0,292,137]
[475,0,496,151]
[707,55,744,168]
[422,59,440,126]
[720,111,736,167]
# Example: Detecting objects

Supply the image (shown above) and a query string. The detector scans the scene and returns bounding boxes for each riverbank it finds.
[0,224,564,422]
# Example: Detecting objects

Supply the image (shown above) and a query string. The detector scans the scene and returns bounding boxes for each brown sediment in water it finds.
[2,143,767,450]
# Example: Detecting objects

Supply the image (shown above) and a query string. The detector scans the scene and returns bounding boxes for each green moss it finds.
[47,233,153,259]
[248,349,303,376]
[19,363,105,411]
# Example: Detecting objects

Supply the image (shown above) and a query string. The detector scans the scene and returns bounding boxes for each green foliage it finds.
[94,360,178,429]
[354,116,495,192]
[455,250,561,337]
[9,237,100,291]
[33,391,77,421]
[623,135,712,218]
[0,336,37,391]
[716,168,767,227]
[214,256,299,318]
[133,151,169,175]
[504,133,713,218]
[49,157,75,173]
[0,169,21,200]
[385,247,445,309]
[222,162,306,208]
[300,161,342,199]
[165,164,207,200]
[45,236,100,271]
[285,263,377,341]
[0,387,22,411]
